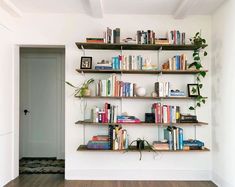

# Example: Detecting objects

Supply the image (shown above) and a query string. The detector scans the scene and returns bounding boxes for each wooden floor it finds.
[5,174,217,187]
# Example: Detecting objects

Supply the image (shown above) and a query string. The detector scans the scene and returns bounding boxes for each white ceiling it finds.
[8,0,226,17]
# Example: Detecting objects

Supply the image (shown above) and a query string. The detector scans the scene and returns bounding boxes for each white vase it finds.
[136,87,146,97]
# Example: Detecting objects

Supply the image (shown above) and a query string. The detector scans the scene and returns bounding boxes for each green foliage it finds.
[66,78,94,97]
[188,32,208,110]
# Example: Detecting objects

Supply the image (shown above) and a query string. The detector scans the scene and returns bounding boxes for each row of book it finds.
[168,30,186,45]
[136,30,156,45]
[152,103,180,124]
[162,54,187,70]
[91,103,118,123]
[96,75,137,97]
[108,125,129,150]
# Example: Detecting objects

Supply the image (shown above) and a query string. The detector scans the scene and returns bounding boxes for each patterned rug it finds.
[19,158,64,174]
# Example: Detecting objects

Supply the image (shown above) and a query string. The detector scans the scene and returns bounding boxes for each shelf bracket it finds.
[81,45,86,56]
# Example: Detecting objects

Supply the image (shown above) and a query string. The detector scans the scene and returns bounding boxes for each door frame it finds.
[13,45,66,178]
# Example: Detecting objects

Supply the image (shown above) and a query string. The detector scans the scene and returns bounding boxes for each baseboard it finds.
[212,172,234,187]
[65,169,211,180]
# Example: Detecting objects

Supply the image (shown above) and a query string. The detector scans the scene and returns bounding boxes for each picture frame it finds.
[187,84,200,97]
[80,56,92,69]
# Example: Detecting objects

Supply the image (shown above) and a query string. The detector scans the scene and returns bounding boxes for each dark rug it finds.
[19,158,64,174]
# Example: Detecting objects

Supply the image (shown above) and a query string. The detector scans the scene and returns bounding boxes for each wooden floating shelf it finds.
[75,121,208,126]
[77,145,210,152]
[75,96,206,100]
[76,69,208,75]
[76,42,208,51]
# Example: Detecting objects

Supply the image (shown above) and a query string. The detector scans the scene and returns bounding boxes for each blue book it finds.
[183,140,204,147]
[178,128,183,150]
[176,56,180,70]
[95,66,113,70]
[112,57,116,69]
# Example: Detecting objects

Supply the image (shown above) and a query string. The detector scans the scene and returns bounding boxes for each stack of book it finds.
[168,30,186,45]
[104,27,120,44]
[136,30,156,44]
[154,82,170,97]
[180,114,198,123]
[164,126,184,150]
[169,90,186,97]
[117,115,141,123]
[108,125,129,150]
[152,103,180,124]
[91,103,118,123]
[162,54,187,70]
[86,38,104,43]
[155,38,169,45]
[95,60,112,70]
[152,141,169,150]
[183,140,204,150]
[87,135,110,150]
[96,74,137,97]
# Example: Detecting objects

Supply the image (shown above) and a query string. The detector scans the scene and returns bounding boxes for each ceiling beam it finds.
[0,0,22,17]
[88,0,103,18]
[174,0,195,19]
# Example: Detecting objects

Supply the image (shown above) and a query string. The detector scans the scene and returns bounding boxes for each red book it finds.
[92,135,109,141]
[104,103,108,123]
[101,112,105,123]
[167,105,171,123]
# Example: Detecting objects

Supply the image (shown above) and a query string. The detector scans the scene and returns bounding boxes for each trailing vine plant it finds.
[188,32,208,110]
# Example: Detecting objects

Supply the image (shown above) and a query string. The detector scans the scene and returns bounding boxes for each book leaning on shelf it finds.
[109,125,129,150]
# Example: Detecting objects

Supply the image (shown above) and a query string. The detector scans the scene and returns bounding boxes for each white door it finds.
[20,48,65,159]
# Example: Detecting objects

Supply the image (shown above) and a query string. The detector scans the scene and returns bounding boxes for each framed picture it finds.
[187,84,200,97]
[80,57,92,69]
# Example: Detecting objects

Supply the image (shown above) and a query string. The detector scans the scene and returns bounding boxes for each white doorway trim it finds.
[13,44,66,179]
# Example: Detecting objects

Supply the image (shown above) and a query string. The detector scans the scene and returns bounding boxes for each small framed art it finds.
[187,84,200,97]
[80,57,92,69]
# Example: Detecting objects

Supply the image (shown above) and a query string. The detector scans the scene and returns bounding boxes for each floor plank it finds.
[5,174,217,187]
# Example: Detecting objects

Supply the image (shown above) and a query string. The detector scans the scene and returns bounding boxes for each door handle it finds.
[24,109,30,115]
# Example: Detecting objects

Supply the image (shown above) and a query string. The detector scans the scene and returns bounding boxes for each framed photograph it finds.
[80,57,92,69]
[187,84,200,97]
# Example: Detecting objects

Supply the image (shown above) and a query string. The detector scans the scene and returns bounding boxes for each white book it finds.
[172,106,176,123]
[130,83,133,97]
[101,80,106,96]
[159,82,164,97]
[163,105,168,123]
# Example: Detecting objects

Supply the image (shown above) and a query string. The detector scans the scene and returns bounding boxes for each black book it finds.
[108,125,113,150]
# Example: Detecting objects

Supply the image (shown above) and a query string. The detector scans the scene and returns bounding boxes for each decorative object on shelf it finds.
[151,91,157,97]
[142,57,157,70]
[188,31,208,110]
[187,84,200,97]
[145,113,155,123]
[127,138,156,160]
[66,78,94,97]
[80,56,92,69]
[136,87,146,97]
[122,37,136,44]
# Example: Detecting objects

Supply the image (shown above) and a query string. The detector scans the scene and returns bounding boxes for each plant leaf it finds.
[195,32,200,37]
[202,99,206,104]
[195,63,202,70]
[66,81,77,88]
[194,56,200,61]
[200,71,206,77]
[197,103,201,107]
[189,106,195,110]
[204,51,208,56]
[188,62,196,69]
[199,84,203,88]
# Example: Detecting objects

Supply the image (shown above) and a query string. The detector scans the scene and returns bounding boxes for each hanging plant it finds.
[188,32,208,110]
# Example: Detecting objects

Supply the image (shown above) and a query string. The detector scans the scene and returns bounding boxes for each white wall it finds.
[0,8,14,187]
[11,13,212,180]
[212,1,235,187]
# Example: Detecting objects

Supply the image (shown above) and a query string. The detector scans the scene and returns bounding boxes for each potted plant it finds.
[66,78,94,97]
